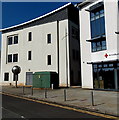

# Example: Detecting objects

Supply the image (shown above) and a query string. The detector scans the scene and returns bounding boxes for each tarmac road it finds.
[2,94,115,120]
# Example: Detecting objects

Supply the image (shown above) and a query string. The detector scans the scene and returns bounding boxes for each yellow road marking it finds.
[1,92,118,120]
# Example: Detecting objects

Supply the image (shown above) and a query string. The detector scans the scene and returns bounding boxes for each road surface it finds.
[2,94,115,120]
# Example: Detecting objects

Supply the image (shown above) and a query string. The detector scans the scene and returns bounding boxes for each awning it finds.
[87,59,119,64]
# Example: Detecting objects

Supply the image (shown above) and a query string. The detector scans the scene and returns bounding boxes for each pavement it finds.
[1,85,119,117]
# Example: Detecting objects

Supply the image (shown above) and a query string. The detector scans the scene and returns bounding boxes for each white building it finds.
[1,3,81,87]
[78,0,119,90]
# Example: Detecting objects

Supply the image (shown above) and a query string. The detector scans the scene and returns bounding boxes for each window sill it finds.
[91,48,107,53]
[86,35,105,42]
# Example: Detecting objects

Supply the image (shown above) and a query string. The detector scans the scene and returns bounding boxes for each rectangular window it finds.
[14,36,18,44]
[72,27,78,39]
[8,37,13,45]
[28,51,32,60]
[28,32,32,41]
[13,54,18,62]
[91,40,106,52]
[93,63,116,89]
[90,6,105,38]
[72,49,75,60]
[47,34,51,43]
[4,73,9,81]
[47,55,51,65]
[8,54,12,63]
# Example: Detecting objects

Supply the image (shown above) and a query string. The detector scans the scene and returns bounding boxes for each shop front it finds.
[93,61,119,90]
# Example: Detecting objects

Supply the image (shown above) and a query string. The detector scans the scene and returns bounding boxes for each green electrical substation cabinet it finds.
[33,72,59,89]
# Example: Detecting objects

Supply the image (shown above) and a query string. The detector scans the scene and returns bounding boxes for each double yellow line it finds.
[1,92,118,120]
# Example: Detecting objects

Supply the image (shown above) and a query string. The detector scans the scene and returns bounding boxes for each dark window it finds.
[14,36,18,44]
[72,49,75,60]
[91,39,106,52]
[8,54,12,63]
[13,54,18,62]
[90,7,105,38]
[72,27,78,39]
[90,8,107,53]
[47,55,51,65]
[28,32,32,41]
[8,37,12,45]
[93,63,116,89]
[4,73,9,81]
[28,51,32,60]
[47,34,51,43]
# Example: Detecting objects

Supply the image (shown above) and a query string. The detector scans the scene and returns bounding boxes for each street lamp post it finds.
[12,66,21,88]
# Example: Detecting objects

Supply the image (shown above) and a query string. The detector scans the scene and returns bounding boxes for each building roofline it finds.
[0,2,71,32]
[77,0,96,9]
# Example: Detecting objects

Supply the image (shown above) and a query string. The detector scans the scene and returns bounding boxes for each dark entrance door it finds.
[26,72,33,85]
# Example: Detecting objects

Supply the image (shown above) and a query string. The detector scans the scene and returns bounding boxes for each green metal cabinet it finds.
[33,72,59,88]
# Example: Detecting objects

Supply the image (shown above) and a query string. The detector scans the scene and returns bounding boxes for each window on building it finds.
[8,54,12,63]
[93,63,117,90]
[90,5,106,52]
[4,73,9,81]
[13,54,18,62]
[90,7,105,38]
[47,55,51,65]
[28,32,32,41]
[14,36,18,44]
[72,27,78,40]
[47,34,51,44]
[8,37,13,45]
[72,49,75,60]
[28,51,32,60]
[91,40,106,52]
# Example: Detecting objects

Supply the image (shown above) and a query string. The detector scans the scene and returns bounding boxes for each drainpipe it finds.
[57,21,59,85]
[65,28,68,87]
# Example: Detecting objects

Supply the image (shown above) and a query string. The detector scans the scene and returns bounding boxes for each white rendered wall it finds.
[80,0,118,89]
[1,20,71,87]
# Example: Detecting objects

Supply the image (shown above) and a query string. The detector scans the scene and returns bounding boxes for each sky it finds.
[0,2,80,49]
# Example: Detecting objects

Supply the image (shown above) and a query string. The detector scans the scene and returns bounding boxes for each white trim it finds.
[0,2,71,32]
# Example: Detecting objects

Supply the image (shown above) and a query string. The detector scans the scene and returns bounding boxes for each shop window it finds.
[93,63,116,89]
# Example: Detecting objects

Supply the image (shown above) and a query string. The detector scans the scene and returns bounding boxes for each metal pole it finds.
[31,86,33,96]
[23,86,25,95]
[91,91,94,106]
[51,84,54,90]
[15,74,18,88]
[64,89,67,101]
[45,89,47,98]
